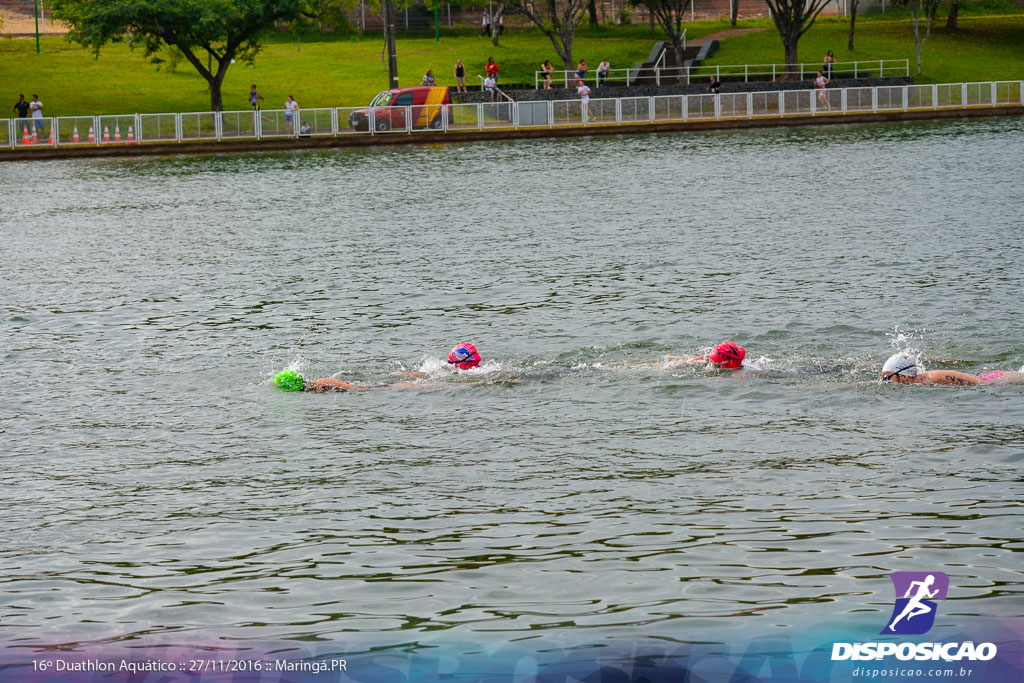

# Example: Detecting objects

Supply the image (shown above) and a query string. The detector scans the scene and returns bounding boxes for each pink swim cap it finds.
[709,341,745,369]
[447,343,481,369]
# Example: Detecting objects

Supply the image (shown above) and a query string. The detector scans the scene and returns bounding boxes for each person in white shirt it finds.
[483,75,502,102]
[284,95,299,135]
[29,94,45,137]
[480,10,490,36]
[597,59,610,87]
[576,80,592,121]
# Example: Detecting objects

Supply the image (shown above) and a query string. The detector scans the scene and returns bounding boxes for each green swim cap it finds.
[273,369,304,392]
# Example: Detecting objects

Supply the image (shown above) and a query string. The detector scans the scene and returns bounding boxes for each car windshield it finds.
[370,91,394,107]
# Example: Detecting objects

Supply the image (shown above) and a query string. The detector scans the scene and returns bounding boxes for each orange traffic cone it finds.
[114,124,122,142]
[48,127,56,145]
[72,125,80,143]
[103,125,111,143]
[88,125,96,143]
[22,125,31,145]
[126,125,135,144]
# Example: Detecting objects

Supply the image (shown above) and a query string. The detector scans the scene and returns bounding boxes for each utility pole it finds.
[383,0,399,88]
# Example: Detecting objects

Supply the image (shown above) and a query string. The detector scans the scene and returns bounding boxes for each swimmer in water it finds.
[397,342,482,379]
[664,341,762,371]
[881,353,1024,386]
[271,369,417,392]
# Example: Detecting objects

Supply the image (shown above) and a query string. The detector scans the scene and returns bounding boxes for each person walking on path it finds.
[480,10,490,37]
[454,59,467,92]
[284,95,299,136]
[707,76,722,96]
[815,71,831,110]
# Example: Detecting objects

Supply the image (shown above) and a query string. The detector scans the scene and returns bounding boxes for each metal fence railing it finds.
[3,81,1021,152]
[535,60,912,89]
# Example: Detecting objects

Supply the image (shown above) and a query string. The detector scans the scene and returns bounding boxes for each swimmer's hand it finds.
[392,370,428,379]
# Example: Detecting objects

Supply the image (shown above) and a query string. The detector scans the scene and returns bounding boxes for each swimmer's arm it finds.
[306,377,369,392]
[921,370,981,386]
[664,354,707,363]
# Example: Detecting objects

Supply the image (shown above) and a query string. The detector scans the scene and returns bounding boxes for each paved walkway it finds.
[689,27,767,47]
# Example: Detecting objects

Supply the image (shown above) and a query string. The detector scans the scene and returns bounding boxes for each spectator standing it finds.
[12,94,29,120]
[575,59,588,81]
[284,95,299,136]
[823,50,837,80]
[481,10,490,37]
[486,57,499,82]
[541,60,555,90]
[454,59,467,93]
[597,59,610,87]
[29,94,44,139]
[249,84,264,110]
[498,14,504,35]
[576,79,593,122]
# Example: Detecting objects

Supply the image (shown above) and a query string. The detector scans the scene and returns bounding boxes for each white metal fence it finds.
[3,81,1021,151]
[535,60,911,89]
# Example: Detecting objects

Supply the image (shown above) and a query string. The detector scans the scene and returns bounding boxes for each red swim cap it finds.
[447,343,481,369]
[709,341,745,369]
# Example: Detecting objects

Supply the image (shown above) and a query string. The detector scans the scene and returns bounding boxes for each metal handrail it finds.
[2,79,1019,149]
[533,59,911,89]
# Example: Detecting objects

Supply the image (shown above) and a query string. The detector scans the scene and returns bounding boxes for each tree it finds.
[632,0,694,71]
[492,1,506,46]
[946,1,959,31]
[763,0,831,79]
[51,0,348,112]
[899,0,940,75]
[587,0,599,26]
[506,0,589,69]
[730,0,739,27]
[847,0,859,49]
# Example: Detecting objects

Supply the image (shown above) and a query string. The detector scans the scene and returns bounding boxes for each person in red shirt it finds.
[486,57,499,82]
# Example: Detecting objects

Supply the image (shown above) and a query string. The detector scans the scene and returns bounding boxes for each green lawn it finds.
[1,9,1022,117]
[1,26,676,116]
[700,13,1024,84]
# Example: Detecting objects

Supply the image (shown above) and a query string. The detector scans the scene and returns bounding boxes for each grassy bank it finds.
[700,13,1024,84]
[1,9,1022,117]
[0,26,678,116]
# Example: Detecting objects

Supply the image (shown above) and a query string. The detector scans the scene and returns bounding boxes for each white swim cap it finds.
[882,353,921,380]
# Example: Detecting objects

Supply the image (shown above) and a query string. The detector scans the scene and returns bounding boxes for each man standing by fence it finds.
[577,79,593,122]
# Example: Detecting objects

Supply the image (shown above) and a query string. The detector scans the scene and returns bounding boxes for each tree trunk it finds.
[847,0,858,50]
[783,36,799,80]
[491,2,503,46]
[946,1,958,30]
[588,0,599,26]
[648,8,654,31]
[731,0,739,26]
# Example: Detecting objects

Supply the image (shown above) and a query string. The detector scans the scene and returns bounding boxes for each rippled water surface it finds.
[2,118,1023,656]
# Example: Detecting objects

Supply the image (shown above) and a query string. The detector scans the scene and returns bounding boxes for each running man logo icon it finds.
[882,572,949,635]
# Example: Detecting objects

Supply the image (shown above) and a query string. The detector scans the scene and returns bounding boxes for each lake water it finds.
[2,117,1023,680]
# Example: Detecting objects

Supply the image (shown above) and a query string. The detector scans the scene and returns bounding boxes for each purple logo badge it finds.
[882,572,949,635]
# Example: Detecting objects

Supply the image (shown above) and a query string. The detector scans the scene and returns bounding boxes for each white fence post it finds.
[215,112,223,141]
[331,108,339,136]
[932,84,938,109]
[175,114,182,143]
[779,92,785,117]
[548,100,554,128]
[872,86,878,112]
[991,82,996,106]
[841,87,848,113]
[747,92,753,118]
[649,96,655,123]
[477,103,484,130]
[902,85,908,111]
[962,83,967,108]
[369,109,375,135]
[615,98,621,124]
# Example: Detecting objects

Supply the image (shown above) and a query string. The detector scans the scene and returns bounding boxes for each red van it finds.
[349,86,452,132]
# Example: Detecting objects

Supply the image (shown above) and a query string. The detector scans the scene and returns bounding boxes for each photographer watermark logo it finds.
[883,572,949,635]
